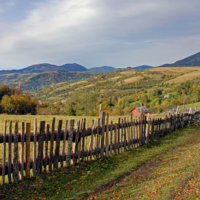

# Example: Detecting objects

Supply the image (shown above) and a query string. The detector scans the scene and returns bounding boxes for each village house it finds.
[131,106,149,116]
[164,95,169,99]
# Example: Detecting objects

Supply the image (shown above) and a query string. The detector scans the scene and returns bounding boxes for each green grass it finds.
[180,101,200,109]
[0,125,200,199]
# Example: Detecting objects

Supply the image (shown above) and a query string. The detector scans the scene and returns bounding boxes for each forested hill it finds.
[0,63,87,75]
[132,65,153,70]
[89,66,116,71]
[0,70,107,91]
[160,52,200,67]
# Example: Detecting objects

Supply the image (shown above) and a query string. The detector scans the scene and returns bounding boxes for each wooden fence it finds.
[0,111,200,185]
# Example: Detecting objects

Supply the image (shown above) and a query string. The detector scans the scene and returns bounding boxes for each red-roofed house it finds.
[131,106,149,116]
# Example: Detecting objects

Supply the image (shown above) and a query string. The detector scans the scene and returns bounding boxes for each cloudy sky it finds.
[0,0,200,70]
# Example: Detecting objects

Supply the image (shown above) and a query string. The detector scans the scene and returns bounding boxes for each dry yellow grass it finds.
[149,67,200,75]
[121,76,143,84]
[75,83,95,90]
[110,76,122,80]
[120,69,136,75]
[167,71,200,84]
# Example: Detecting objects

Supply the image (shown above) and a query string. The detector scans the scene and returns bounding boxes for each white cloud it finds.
[0,0,200,69]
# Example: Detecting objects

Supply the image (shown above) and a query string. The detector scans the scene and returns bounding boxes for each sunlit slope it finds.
[34,66,200,103]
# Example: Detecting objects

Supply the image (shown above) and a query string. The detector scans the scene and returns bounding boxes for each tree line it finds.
[0,84,38,114]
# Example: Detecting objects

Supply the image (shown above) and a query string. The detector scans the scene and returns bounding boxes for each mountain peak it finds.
[159,52,200,67]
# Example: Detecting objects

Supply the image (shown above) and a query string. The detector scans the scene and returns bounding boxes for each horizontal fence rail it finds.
[0,111,200,185]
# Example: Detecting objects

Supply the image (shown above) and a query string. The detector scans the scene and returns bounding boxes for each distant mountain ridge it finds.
[132,65,153,70]
[159,52,200,67]
[0,63,87,75]
[88,66,115,71]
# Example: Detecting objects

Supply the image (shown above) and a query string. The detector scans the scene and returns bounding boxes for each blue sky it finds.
[0,0,200,69]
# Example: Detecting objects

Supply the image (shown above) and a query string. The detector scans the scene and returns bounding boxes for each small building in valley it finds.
[131,106,149,116]
[164,95,169,99]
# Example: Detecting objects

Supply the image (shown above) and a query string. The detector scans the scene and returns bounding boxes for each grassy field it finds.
[180,102,200,109]
[0,114,122,133]
[0,123,200,199]
[0,113,165,133]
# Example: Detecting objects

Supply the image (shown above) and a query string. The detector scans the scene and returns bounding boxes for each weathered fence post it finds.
[82,118,86,161]
[60,120,68,167]
[54,120,62,169]
[13,122,19,182]
[37,121,45,174]
[114,123,117,155]
[150,118,154,141]
[44,124,50,172]
[146,114,150,144]
[123,118,127,151]
[121,119,124,153]
[78,119,83,162]
[118,118,121,154]
[96,119,100,159]
[100,111,105,158]
[130,115,134,149]
[66,119,74,167]
[2,120,6,184]
[25,123,31,178]
[110,121,113,156]
[8,121,12,184]
[20,122,25,179]
[49,117,55,172]
[33,119,37,176]
[73,121,79,164]
[127,117,130,150]
[105,113,109,158]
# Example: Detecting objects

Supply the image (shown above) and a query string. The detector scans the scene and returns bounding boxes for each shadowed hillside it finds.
[160,52,200,67]
[0,63,87,75]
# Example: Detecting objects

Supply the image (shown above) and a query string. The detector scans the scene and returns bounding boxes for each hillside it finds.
[0,63,87,75]
[160,52,200,67]
[89,66,116,71]
[0,70,107,91]
[31,66,200,116]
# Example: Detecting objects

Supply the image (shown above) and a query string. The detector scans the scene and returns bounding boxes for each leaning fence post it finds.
[100,111,105,158]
